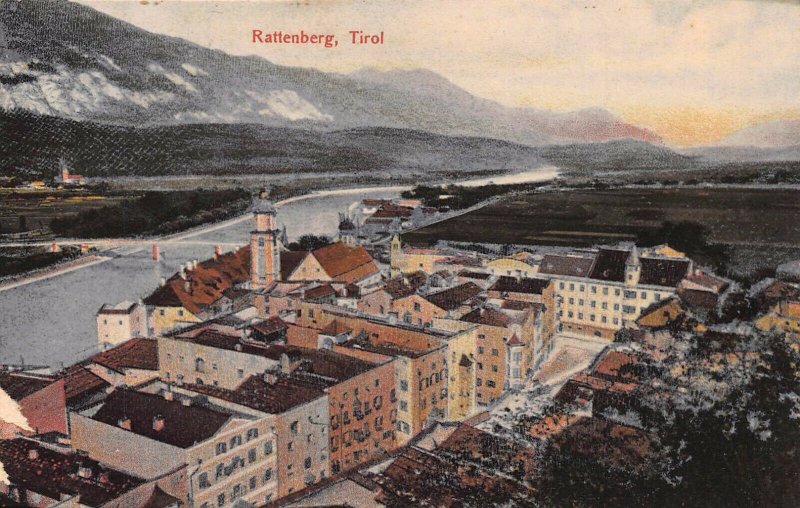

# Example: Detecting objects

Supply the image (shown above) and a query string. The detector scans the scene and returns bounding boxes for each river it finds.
[0,167,557,368]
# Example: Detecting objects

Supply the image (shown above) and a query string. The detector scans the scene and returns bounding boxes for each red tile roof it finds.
[187,375,325,414]
[143,247,251,313]
[91,389,232,449]
[304,284,337,301]
[0,372,55,400]
[60,365,110,404]
[539,254,595,277]
[461,307,512,328]
[311,242,379,284]
[0,439,143,507]
[89,338,158,373]
[424,282,483,311]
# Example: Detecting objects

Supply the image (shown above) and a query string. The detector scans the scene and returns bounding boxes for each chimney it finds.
[184,280,192,294]
[479,307,486,316]
[117,417,131,430]
[179,267,186,280]
[193,259,199,269]
[214,245,222,259]
[77,465,93,479]
[28,448,39,460]
[98,472,110,484]
[160,276,167,287]
[264,371,278,385]
[152,415,165,431]
[163,390,174,401]
[181,398,191,406]
[280,353,291,374]
[234,343,243,352]
[259,188,267,200]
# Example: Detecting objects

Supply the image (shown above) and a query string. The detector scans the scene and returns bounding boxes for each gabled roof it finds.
[250,316,288,336]
[187,375,325,415]
[0,372,55,400]
[424,282,482,311]
[639,257,690,287]
[0,439,144,508]
[141,486,182,508]
[280,250,308,281]
[461,307,512,328]
[489,276,549,295]
[311,242,379,283]
[89,338,158,372]
[143,247,250,313]
[383,271,428,299]
[588,248,629,282]
[304,284,337,301]
[91,390,232,449]
[61,365,110,405]
[539,254,595,277]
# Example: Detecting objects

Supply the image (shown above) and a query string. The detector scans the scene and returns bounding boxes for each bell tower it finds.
[625,245,641,287]
[251,188,280,289]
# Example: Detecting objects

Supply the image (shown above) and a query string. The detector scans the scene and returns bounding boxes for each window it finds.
[601,316,607,323]
[215,464,224,479]
[413,302,421,311]
[568,297,574,305]
[232,484,242,499]
[478,333,486,340]
[590,301,596,308]
[264,469,273,482]
[374,395,383,409]
[580,284,585,292]
[249,476,257,490]
[487,380,496,388]
[264,440,273,455]
[559,282,565,289]
[304,457,312,469]
[476,378,482,386]
[178,309,184,317]
[400,400,408,411]
[640,291,647,299]
[569,283,575,290]
[237,369,244,379]
[290,421,299,435]
[578,299,584,306]
[248,448,257,463]
[613,317,619,325]
[477,362,483,370]
[246,428,259,441]
[568,311,574,318]
[195,358,205,372]
[230,435,242,448]
[198,472,210,489]
[491,348,498,356]
[655,293,662,301]
[613,303,620,311]
[578,312,583,320]
[478,346,485,354]
[614,289,620,296]
[602,302,608,310]
[400,380,408,391]
[217,493,225,507]
[491,365,499,372]
[590,314,595,322]
[603,287,609,295]
[287,441,294,451]
[374,378,380,387]
[623,305,636,314]
[591,286,597,294]
[216,442,227,455]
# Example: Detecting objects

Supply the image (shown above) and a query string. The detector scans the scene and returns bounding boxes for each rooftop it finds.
[0,439,144,507]
[424,282,483,311]
[60,365,110,405]
[90,389,232,449]
[89,338,158,373]
[187,374,325,414]
[461,307,512,328]
[489,275,550,295]
[539,254,595,277]
[0,371,55,401]
[97,301,138,314]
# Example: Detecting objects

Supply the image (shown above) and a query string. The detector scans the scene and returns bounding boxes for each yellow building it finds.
[756,300,800,336]
[390,235,447,275]
[484,257,537,278]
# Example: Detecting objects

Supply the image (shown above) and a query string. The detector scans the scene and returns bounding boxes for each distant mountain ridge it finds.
[716,119,800,148]
[0,0,660,146]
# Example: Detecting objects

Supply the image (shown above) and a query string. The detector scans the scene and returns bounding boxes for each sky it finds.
[77,0,800,145]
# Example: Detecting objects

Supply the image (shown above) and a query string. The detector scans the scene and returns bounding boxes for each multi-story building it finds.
[70,386,279,507]
[538,246,691,340]
[96,301,147,349]
[0,371,67,438]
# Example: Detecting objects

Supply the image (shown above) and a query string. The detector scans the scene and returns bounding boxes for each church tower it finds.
[389,234,403,277]
[625,245,641,287]
[251,188,280,289]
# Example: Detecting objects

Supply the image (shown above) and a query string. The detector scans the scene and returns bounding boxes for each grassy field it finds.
[404,187,800,278]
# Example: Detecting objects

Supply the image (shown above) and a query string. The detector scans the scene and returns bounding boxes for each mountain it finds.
[681,145,800,163]
[0,0,659,146]
[716,119,800,148]
[0,109,545,178]
[538,139,696,172]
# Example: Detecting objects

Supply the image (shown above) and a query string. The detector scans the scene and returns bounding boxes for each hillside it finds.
[539,139,697,172]
[0,0,658,146]
[0,110,544,178]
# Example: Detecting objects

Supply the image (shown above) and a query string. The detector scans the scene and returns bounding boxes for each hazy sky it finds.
[78,0,800,145]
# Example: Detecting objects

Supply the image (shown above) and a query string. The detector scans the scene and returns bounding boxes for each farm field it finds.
[404,187,800,278]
